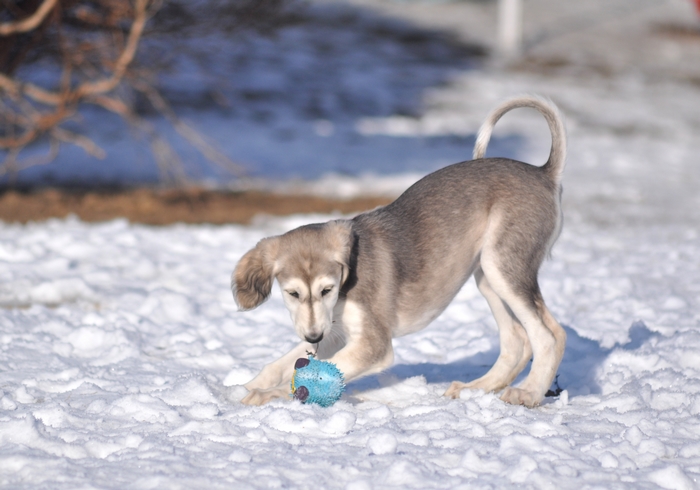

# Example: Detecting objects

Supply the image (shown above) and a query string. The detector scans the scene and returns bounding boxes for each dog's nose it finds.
[304,332,324,344]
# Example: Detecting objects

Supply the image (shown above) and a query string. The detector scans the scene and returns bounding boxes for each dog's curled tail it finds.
[473,94,567,185]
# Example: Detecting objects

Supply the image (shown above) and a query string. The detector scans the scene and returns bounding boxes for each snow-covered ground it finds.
[2,0,700,487]
[0,211,699,488]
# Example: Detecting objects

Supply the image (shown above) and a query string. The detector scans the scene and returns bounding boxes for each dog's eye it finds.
[321,287,333,297]
[287,291,300,299]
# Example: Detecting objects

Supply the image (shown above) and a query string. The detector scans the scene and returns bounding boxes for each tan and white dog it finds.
[232,95,567,407]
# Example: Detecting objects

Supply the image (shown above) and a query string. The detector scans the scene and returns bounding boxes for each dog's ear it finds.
[231,237,279,311]
[326,220,354,285]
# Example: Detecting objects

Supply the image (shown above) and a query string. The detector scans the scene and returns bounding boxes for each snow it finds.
[0,208,698,487]
[2,0,700,487]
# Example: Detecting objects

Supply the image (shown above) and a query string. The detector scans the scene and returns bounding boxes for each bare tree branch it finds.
[0,0,59,36]
[138,84,246,177]
[74,0,149,98]
[0,73,63,105]
[0,0,155,179]
[0,0,267,184]
[52,127,106,159]
[0,0,149,105]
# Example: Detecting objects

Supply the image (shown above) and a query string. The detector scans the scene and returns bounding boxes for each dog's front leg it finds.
[242,336,392,406]
[242,341,313,406]
[326,339,394,385]
[324,299,395,383]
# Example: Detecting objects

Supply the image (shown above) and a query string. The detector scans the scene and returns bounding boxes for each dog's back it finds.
[347,152,562,337]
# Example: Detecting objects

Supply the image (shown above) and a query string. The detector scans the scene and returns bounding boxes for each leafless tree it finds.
[0,0,246,183]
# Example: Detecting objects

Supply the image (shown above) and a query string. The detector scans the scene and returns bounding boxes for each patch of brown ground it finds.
[0,188,393,225]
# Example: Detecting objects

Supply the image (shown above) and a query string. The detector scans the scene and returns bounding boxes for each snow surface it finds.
[0,209,699,488]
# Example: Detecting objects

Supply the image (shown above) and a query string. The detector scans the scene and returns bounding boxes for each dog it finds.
[232,95,567,408]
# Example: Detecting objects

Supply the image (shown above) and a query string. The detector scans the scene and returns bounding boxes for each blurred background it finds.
[0,0,699,225]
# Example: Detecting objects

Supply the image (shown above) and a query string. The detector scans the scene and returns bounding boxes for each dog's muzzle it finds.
[304,332,324,344]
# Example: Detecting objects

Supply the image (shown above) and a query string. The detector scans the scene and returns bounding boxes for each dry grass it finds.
[0,187,392,225]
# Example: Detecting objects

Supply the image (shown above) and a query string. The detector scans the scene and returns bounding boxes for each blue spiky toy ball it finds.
[291,356,345,407]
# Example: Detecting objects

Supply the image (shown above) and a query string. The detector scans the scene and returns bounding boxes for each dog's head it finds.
[231,220,353,343]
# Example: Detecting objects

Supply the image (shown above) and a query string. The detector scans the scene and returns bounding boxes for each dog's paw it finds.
[241,387,290,406]
[244,369,281,392]
[444,381,468,399]
[500,387,541,408]
[243,379,266,391]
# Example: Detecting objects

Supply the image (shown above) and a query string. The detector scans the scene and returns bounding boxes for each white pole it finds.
[497,0,523,59]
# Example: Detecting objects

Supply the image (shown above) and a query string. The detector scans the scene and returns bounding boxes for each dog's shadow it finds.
[346,321,655,399]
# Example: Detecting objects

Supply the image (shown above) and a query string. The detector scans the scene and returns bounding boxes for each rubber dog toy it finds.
[291,355,345,407]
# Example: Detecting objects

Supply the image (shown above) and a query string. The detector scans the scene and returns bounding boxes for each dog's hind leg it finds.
[479,255,565,407]
[498,293,565,407]
[539,302,567,374]
[444,266,532,398]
